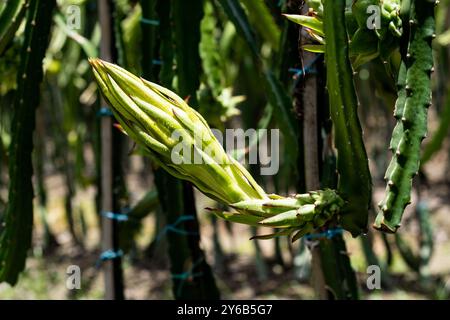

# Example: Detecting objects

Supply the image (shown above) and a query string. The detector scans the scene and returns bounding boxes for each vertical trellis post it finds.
[98,0,124,300]
[298,20,328,300]
[301,53,328,298]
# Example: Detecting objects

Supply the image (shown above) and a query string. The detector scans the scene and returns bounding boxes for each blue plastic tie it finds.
[289,67,317,77]
[97,107,113,117]
[171,257,204,297]
[305,227,344,241]
[289,53,323,79]
[100,249,123,261]
[101,211,129,222]
[140,18,160,26]
[171,271,203,280]
[96,249,123,268]
[152,59,163,65]
[156,215,199,241]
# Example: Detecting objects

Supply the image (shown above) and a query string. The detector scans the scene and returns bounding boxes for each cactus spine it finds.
[375,0,436,232]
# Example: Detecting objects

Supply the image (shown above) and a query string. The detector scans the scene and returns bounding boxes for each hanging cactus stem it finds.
[374,0,435,233]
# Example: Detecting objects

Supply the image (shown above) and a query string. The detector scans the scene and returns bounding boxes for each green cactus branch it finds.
[0,0,27,56]
[322,0,372,236]
[375,0,436,232]
[291,0,436,234]
[0,0,56,285]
